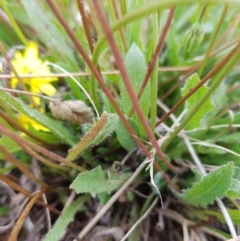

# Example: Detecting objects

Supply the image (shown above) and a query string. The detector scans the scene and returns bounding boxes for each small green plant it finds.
[0,1,240,240]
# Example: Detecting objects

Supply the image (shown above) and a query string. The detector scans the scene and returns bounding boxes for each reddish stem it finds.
[112,0,128,52]
[156,40,240,127]
[0,144,47,187]
[45,0,150,159]
[0,109,57,148]
[93,0,179,173]
[129,7,176,116]
[77,0,94,54]
[0,122,85,172]
[0,174,60,214]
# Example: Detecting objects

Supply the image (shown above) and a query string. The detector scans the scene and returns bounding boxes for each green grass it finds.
[1,1,240,240]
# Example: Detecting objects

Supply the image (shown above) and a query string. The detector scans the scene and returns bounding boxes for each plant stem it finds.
[93,0,237,65]
[45,0,153,162]
[77,0,94,54]
[162,43,240,151]
[198,4,228,76]
[93,0,179,172]
[112,0,128,52]
[155,38,240,127]
[129,7,175,118]
[150,7,159,131]
[120,0,127,15]
[0,0,28,45]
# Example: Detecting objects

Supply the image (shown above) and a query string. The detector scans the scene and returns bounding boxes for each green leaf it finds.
[0,205,10,215]
[225,178,240,198]
[0,91,76,146]
[166,27,179,66]
[181,73,214,130]
[207,209,240,226]
[19,0,84,100]
[70,165,131,197]
[182,162,233,206]
[0,136,20,159]
[43,195,88,241]
[67,112,119,161]
[28,124,61,145]
[116,119,137,151]
[221,209,240,226]
[233,166,240,179]
[0,129,60,159]
[217,132,240,144]
[128,204,141,241]
[102,93,115,114]
[194,144,225,155]
[121,43,150,136]
[82,113,119,147]
[20,0,73,60]
[98,193,111,205]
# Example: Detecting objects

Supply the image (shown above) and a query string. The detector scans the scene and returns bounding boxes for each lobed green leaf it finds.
[43,195,88,241]
[67,112,119,161]
[225,178,240,199]
[82,113,119,147]
[182,162,233,206]
[70,165,131,196]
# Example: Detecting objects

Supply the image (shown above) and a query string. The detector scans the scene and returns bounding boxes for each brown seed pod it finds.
[49,100,94,125]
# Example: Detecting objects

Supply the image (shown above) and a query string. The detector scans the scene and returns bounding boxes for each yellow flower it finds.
[11,42,57,105]
[19,114,49,132]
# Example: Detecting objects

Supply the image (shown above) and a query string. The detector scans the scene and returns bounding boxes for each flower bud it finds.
[184,22,204,52]
[49,100,94,125]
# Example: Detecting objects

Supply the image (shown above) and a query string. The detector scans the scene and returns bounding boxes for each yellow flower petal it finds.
[11,78,18,88]
[39,83,56,96]
[32,96,41,106]
[12,52,24,64]
[30,84,40,94]
[29,85,41,105]
[19,114,49,132]
[25,42,39,62]
[10,41,58,106]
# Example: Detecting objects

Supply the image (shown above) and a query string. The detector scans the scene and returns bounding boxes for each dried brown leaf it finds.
[49,100,94,125]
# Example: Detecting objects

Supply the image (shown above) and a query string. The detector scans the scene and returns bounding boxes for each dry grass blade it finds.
[8,188,47,241]
[0,174,60,215]
[1,1,240,240]
[0,109,58,148]
[0,145,47,187]
[0,122,85,172]
[45,0,153,161]
[120,197,159,241]
[163,209,227,240]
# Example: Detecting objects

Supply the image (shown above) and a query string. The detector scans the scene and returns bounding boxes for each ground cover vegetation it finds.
[0,1,240,241]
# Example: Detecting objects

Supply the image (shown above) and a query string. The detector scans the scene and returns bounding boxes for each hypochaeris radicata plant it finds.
[0,1,240,241]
